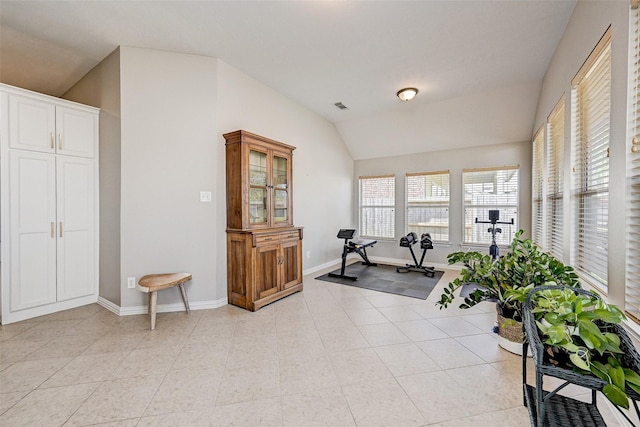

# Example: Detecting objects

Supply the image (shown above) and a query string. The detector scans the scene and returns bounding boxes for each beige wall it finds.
[118,47,219,308]
[354,141,532,266]
[532,1,629,306]
[64,47,354,309]
[63,48,122,306]
[215,61,354,296]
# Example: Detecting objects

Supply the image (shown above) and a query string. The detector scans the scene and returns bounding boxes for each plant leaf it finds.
[608,356,621,369]
[603,384,630,409]
[594,309,623,324]
[624,368,640,387]
[628,382,640,396]
[562,342,581,353]
[604,333,624,354]
[570,353,590,371]
[578,321,606,353]
[579,319,603,336]
[544,312,560,325]
[579,331,598,351]
[610,365,626,390]
[625,369,640,395]
[547,325,567,344]
[591,361,610,381]
[604,332,621,348]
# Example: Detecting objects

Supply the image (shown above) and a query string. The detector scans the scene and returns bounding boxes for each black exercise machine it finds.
[396,232,435,277]
[328,229,377,281]
[475,209,514,261]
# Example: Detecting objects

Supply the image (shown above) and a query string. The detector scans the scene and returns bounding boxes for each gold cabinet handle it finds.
[58,133,63,150]
[51,222,55,238]
[50,133,54,149]
[59,222,63,238]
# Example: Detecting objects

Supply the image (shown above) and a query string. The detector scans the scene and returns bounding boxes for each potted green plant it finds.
[437,230,580,353]
[525,286,640,412]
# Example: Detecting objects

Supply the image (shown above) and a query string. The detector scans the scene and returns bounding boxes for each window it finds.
[406,171,449,242]
[463,166,519,246]
[628,7,640,321]
[359,175,395,239]
[571,27,611,292]
[547,96,566,261]
[532,127,545,249]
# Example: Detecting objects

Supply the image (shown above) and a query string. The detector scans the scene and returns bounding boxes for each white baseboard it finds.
[97,296,228,316]
[303,258,343,276]
[97,296,120,315]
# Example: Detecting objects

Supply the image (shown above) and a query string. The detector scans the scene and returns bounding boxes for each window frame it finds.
[627,5,640,322]
[532,127,545,249]
[462,165,520,247]
[546,96,566,261]
[570,27,611,293]
[358,174,396,240]
[405,170,450,243]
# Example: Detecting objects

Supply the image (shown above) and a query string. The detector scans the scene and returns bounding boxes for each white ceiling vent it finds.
[334,102,349,110]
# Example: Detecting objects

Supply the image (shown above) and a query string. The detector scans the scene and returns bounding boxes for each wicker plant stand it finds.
[522,286,640,427]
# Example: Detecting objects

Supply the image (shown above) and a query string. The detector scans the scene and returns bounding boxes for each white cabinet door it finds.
[55,106,96,158]
[9,151,57,311]
[56,157,95,301]
[1,84,99,324]
[8,94,56,154]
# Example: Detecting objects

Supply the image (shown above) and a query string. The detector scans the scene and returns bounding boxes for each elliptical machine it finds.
[474,209,514,261]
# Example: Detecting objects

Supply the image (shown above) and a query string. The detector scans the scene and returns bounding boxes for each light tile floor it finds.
[0,267,632,426]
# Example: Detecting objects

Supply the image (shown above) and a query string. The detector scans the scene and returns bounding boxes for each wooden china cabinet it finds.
[224,130,303,311]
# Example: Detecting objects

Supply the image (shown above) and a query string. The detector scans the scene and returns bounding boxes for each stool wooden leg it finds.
[179,283,190,314]
[149,291,158,330]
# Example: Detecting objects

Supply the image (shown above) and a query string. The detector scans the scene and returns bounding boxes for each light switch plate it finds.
[200,191,212,202]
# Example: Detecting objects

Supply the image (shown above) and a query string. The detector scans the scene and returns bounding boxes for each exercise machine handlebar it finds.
[474,210,514,261]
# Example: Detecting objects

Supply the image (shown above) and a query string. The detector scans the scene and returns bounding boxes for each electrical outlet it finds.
[127,277,136,289]
[306,250,311,259]
[199,191,212,202]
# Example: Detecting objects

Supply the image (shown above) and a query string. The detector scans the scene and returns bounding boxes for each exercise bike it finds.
[474,209,514,261]
[463,209,515,322]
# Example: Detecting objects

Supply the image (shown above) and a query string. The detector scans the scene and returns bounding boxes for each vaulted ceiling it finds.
[0,1,576,159]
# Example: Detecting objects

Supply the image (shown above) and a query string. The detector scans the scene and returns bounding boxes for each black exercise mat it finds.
[315,263,444,300]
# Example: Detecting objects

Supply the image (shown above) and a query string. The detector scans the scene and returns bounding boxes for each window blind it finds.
[359,175,395,239]
[406,171,449,242]
[532,127,545,249]
[627,6,640,321]
[463,166,519,246]
[571,28,611,292]
[547,97,565,260]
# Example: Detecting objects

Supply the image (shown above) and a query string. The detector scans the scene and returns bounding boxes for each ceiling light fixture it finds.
[397,87,418,102]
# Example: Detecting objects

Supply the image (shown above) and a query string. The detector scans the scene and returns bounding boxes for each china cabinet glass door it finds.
[249,150,268,225]
[273,155,288,224]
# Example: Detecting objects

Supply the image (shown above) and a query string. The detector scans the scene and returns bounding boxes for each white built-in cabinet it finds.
[1,83,99,324]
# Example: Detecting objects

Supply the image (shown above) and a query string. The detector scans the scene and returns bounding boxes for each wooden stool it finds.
[137,273,192,330]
